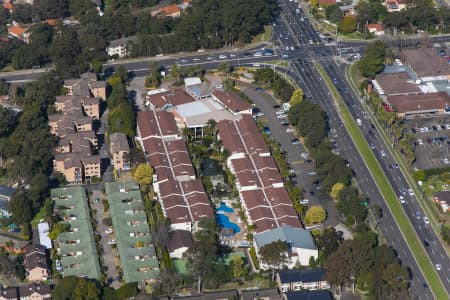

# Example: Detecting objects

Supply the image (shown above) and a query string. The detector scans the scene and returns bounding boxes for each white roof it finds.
[184,77,202,87]
[38,222,52,249]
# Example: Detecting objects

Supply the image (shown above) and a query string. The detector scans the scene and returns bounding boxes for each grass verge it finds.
[315,62,448,299]
[346,63,445,234]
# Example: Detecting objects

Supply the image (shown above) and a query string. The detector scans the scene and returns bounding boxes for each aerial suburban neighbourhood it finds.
[0,0,449,299]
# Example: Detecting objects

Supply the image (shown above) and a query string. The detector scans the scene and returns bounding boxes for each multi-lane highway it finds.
[277,0,450,298]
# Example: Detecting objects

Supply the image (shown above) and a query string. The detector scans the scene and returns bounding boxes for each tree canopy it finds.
[304,205,327,224]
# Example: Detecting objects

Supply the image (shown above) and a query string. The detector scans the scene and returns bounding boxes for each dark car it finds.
[255,87,263,93]
[273,104,281,109]
[423,240,430,247]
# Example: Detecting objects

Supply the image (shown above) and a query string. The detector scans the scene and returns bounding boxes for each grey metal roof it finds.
[254,225,316,250]
[278,269,326,284]
[0,185,15,198]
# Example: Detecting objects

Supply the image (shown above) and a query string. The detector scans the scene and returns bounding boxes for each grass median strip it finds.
[315,62,448,299]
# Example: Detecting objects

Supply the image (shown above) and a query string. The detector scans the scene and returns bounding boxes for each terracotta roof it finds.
[159,4,181,16]
[137,110,179,139]
[236,115,270,155]
[217,120,246,154]
[148,89,195,109]
[318,0,336,5]
[387,92,450,113]
[0,287,17,299]
[8,25,26,37]
[367,23,384,32]
[3,1,13,11]
[45,19,59,26]
[212,90,252,113]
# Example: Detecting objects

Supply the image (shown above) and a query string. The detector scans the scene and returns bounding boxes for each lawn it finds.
[252,25,273,43]
[316,62,448,300]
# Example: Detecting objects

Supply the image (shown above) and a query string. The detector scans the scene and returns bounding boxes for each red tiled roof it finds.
[159,4,181,16]
[8,25,26,37]
[318,0,336,5]
[367,23,384,32]
[148,89,195,109]
[387,92,450,113]
[137,110,179,139]
[217,120,246,154]
[236,115,270,155]
[3,1,13,10]
[212,90,252,113]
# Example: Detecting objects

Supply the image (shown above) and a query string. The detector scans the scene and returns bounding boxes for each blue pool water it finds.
[217,202,234,214]
[216,214,241,234]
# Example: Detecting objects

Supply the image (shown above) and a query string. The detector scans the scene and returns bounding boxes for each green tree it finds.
[289,88,304,106]
[259,240,288,280]
[358,41,386,78]
[304,205,327,224]
[49,222,69,240]
[325,4,343,24]
[338,16,357,34]
[330,182,344,200]
[133,163,153,186]
[230,255,246,278]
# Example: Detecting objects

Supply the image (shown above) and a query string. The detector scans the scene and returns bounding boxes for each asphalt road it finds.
[277,0,449,298]
[241,84,341,227]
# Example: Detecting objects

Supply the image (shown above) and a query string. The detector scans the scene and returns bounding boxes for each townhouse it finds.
[137,110,214,233]
[217,115,317,267]
[23,244,50,282]
[276,269,330,292]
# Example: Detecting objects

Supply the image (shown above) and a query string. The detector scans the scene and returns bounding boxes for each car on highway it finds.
[415,211,421,220]
[408,189,414,196]
[370,143,376,150]
[423,216,429,225]
[399,195,405,204]
[380,150,386,157]
[291,138,300,145]
[300,199,309,204]
[435,264,442,271]
[286,127,295,133]
[219,55,227,59]
[253,52,263,57]
[423,240,430,247]
[192,58,200,61]
[206,56,213,60]
[180,59,188,63]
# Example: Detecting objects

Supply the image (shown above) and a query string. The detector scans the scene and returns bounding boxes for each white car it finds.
[219,55,227,59]
[423,216,429,225]
[108,239,117,245]
[417,139,423,145]
[105,228,113,234]
[286,127,295,133]
[408,189,414,196]
[300,199,309,204]
[399,196,405,204]
[380,150,386,157]
[435,264,442,271]
[206,56,213,60]
[276,109,285,115]
[444,158,449,164]
[277,114,286,119]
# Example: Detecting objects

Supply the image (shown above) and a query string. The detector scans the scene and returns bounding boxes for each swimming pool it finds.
[216,214,241,234]
[217,202,233,214]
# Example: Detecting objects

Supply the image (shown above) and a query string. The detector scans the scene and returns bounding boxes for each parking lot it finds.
[241,83,340,227]
[404,117,450,169]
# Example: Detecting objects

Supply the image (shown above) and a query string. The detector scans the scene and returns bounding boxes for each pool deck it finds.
[216,201,249,247]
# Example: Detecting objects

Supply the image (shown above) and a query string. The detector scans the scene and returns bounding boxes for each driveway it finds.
[90,189,120,289]
[241,83,340,227]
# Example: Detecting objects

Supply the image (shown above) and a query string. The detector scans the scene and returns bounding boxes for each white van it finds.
[356,118,362,126]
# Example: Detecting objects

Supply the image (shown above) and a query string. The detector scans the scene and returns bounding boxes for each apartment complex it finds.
[50,73,105,183]
[137,110,214,232]
[105,181,160,283]
[217,115,302,233]
[109,132,130,171]
[51,187,101,279]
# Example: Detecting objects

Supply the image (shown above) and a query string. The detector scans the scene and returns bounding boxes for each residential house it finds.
[284,290,333,300]
[152,4,181,17]
[385,0,406,12]
[167,230,193,259]
[0,185,15,217]
[109,132,130,171]
[106,36,137,58]
[0,287,18,300]
[241,288,282,300]
[7,24,30,44]
[0,234,30,254]
[23,244,50,282]
[64,72,107,100]
[18,283,51,300]
[433,191,450,212]
[254,225,318,268]
[276,269,330,292]
[367,23,385,36]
